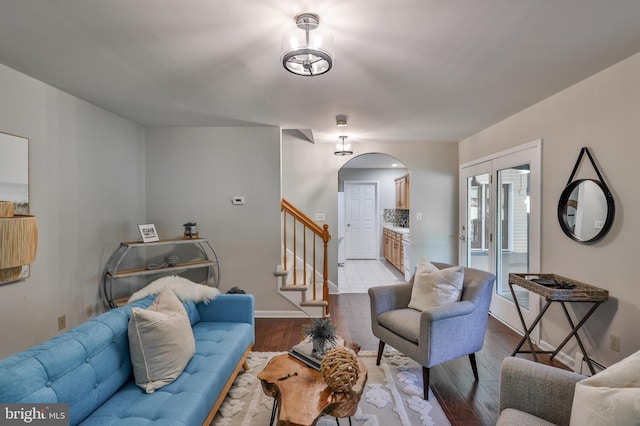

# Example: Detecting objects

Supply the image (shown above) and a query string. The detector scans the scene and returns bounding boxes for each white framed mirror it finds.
[0,131,29,213]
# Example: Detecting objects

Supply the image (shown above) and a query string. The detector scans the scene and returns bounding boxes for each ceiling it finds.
[2,1,640,145]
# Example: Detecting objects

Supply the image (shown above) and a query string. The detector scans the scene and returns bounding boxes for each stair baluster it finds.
[280,199,331,316]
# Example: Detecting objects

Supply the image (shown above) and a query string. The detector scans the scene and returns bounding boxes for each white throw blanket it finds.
[128,275,220,304]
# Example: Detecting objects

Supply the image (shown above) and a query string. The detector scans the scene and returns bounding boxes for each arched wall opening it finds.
[336,152,410,292]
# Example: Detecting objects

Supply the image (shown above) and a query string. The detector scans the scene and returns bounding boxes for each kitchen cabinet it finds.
[383,228,404,273]
[395,174,410,209]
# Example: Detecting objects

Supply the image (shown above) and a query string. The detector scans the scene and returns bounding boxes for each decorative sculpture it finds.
[320,347,360,393]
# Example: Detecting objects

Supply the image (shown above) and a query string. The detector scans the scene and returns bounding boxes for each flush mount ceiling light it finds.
[282,13,334,76]
[336,114,348,127]
[334,135,353,156]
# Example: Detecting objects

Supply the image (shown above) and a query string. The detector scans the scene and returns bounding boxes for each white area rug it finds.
[211,351,451,426]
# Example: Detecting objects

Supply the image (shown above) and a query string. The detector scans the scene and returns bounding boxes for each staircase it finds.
[276,199,331,317]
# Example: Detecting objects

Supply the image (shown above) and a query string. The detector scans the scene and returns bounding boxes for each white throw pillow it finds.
[128,275,220,304]
[128,289,196,393]
[569,350,640,426]
[415,258,440,274]
[408,263,464,311]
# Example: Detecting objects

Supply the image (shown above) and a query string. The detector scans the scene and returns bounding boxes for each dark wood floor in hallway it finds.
[254,293,567,426]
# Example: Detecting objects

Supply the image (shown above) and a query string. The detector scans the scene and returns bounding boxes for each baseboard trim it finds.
[490,313,575,371]
[537,339,574,369]
[255,310,310,318]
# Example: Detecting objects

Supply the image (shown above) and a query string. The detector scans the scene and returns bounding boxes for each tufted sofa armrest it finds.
[498,357,584,426]
[197,294,254,326]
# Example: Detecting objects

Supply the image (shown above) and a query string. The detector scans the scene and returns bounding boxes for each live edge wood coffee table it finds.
[258,353,367,426]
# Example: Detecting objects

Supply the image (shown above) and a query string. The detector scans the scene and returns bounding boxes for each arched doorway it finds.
[337,153,409,293]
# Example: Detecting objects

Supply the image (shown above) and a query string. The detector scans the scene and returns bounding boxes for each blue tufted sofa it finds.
[0,293,254,425]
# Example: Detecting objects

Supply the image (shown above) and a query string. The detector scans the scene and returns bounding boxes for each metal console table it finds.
[509,273,609,375]
[101,237,219,309]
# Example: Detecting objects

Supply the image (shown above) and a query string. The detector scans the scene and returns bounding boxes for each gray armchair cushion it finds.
[497,408,557,426]
[377,308,421,343]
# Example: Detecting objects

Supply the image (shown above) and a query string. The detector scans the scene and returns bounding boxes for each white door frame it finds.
[344,180,379,260]
[460,140,542,341]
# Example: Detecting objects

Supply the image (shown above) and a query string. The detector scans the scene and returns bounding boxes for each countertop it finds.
[383,224,410,235]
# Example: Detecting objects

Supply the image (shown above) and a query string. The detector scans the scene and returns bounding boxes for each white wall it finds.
[459,52,640,366]
[144,127,291,312]
[282,135,459,284]
[0,64,146,358]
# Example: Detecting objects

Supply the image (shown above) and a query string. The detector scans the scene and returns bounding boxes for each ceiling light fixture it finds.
[282,13,334,77]
[334,135,353,156]
[336,114,348,127]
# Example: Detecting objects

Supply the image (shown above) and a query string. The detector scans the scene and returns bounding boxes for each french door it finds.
[460,141,541,338]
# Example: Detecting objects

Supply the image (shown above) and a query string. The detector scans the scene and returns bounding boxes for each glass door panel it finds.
[460,141,541,339]
[465,173,490,272]
[496,164,530,310]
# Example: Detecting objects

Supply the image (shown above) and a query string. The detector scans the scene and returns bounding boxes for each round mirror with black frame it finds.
[557,178,614,243]
[558,147,615,244]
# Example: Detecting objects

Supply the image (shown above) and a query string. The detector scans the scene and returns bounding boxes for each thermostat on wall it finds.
[232,196,245,205]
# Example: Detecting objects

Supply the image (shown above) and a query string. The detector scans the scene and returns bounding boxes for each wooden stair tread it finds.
[300,299,329,307]
[280,284,309,292]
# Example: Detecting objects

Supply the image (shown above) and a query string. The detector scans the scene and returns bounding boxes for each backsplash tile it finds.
[383,209,410,228]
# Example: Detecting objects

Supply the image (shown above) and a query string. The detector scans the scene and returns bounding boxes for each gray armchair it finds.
[368,262,495,400]
[497,357,584,426]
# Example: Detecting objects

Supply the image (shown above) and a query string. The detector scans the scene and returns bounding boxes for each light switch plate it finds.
[231,196,245,205]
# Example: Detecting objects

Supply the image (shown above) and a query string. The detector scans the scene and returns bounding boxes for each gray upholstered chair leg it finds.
[469,353,479,381]
[376,340,385,366]
[422,366,430,400]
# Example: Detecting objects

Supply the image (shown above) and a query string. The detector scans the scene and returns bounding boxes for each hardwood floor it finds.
[254,293,569,426]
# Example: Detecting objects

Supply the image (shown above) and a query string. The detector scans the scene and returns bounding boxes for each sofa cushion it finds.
[128,289,196,393]
[569,349,640,426]
[408,263,464,311]
[79,320,254,426]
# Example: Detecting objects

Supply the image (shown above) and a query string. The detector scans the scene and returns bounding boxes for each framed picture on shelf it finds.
[138,224,159,243]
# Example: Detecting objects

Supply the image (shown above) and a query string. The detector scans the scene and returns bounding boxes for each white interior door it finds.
[345,182,377,259]
[460,141,541,339]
